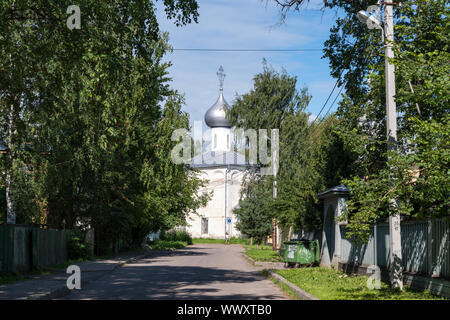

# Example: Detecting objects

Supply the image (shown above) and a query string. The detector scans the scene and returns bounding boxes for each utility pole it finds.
[357,2,403,290]
[224,166,229,239]
[271,129,279,251]
[384,2,403,290]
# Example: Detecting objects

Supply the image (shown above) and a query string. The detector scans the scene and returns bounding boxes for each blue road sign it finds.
[227,218,232,224]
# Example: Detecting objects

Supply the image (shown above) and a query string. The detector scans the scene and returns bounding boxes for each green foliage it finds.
[160,229,193,245]
[0,1,204,254]
[342,116,450,240]
[227,59,309,131]
[192,237,250,245]
[228,62,350,233]
[333,1,450,240]
[147,239,187,250]
[234,176,274,245]
[67,230,93,261]
[271,0,449,241]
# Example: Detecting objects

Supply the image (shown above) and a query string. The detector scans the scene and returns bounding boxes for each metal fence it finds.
[0,224,71,272]
[339,219,450,279]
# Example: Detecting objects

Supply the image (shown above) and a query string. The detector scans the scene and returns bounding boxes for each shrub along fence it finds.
[0,224,71,272]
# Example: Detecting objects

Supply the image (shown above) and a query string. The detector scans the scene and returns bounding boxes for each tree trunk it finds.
[6,172,15,224]
[6,103,16,224]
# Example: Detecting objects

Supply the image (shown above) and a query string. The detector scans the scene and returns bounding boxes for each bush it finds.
[192,237,250,245]
[68,230,94,260]
[160,229,193,245]
[147,240,187,250]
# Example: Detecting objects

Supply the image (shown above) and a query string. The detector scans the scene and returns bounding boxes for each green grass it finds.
[261,270,298,300]
[244,244,284,262]
[45,258,88,270]
[275,267,448,300]
[192,237,250,245]
[0,269,48,286]
[0,271,27,285]
[148,240,188,250]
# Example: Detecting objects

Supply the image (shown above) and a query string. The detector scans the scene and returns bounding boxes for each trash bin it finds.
[283,239,320,266]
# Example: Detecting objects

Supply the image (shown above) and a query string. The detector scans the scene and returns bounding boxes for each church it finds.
[186,66,251,239]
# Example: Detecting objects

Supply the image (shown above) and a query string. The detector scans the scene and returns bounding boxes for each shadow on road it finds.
[64,265,282,299]
[60,245,288,300]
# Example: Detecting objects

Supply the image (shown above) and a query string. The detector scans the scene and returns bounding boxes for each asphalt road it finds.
[61,244,289,300]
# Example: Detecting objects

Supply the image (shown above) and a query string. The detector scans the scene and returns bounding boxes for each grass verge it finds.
[0,269,48,286]
[261,270,298,300]
[274,267,448,300]
[0,271,27,285]
[45,258,90,270]
[244,245,284,262]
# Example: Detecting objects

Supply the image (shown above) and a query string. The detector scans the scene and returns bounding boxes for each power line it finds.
[316,83,345,126]
[310,79,339,126]
[172,48,322,52]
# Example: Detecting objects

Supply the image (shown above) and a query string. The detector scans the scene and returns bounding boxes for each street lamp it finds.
[357,3,404,290]
[357,10,382,29]
[357,6,384,41]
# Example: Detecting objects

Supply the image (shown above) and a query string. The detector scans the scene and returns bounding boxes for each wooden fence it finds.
[0,224,71,272]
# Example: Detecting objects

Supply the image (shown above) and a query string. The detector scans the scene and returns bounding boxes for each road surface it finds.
[61,244,289,300]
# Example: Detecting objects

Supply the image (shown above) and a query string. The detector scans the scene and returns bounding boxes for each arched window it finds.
[214,134,217,149]
[227,134,230,149]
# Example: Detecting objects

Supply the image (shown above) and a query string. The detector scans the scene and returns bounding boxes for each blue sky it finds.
[155,0,343,125]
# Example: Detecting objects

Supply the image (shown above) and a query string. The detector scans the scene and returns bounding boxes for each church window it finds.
[227,134,229,149]
[214,135,217,149]
[201,218,209,234]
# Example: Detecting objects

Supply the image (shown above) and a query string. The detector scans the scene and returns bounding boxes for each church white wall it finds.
[186,168,245,239]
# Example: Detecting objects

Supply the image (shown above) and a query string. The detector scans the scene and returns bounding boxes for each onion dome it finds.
[204,66,232,128]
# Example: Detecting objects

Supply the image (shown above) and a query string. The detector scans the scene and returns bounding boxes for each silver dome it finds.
[204,89,231,128]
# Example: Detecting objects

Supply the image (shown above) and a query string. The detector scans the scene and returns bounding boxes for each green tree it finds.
[269,0,450,240]
[0,1,204,254]
[228,61,347,234]
[234,176,273,247]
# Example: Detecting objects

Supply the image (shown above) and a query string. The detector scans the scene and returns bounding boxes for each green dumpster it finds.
[283,239,320,266]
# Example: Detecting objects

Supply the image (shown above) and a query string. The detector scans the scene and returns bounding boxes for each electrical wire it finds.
[172,48,322,52]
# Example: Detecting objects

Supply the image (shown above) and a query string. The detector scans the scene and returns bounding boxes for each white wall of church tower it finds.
[211,127,231,152]
[186,168,244,239]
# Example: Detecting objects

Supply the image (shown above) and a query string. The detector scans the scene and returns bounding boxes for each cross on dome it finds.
[217,66,226,90]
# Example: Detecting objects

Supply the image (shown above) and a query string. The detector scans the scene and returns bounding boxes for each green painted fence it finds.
[0,224,72,272]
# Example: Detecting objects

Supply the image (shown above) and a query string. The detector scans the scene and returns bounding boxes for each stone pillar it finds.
[318,185,349,268]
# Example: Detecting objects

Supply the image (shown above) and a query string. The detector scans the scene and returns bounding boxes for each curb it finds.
[242,253,286,269]
[32,250,152,300]
[264,270,320,301]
